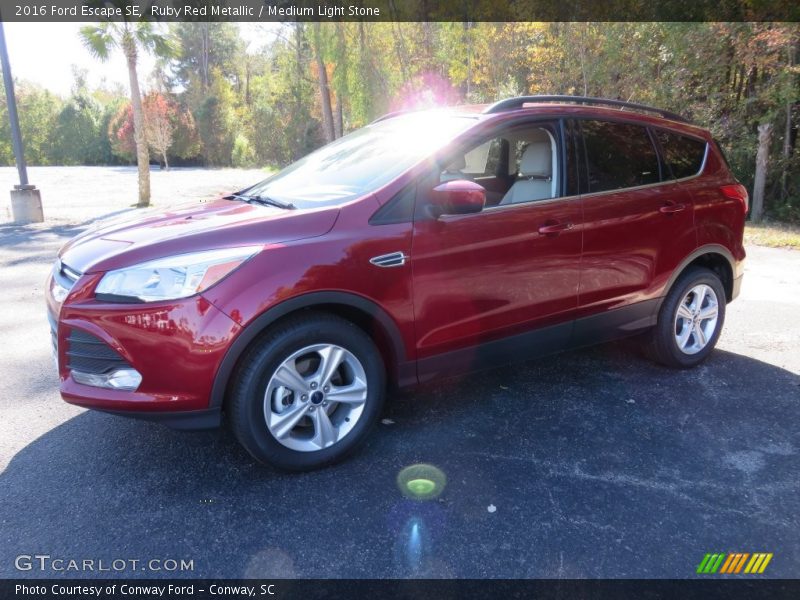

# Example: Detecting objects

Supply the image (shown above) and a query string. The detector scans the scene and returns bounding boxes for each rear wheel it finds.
[644,267,726,368]
[229,312,386,470]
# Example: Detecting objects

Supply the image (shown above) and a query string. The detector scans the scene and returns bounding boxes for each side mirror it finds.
[429,180,486,217]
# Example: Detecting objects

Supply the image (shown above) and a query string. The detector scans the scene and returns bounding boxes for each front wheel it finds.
[229,312,386,471]
[644,267,726,368]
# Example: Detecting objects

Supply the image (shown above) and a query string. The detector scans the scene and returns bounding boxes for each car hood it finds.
[59,198,340,274]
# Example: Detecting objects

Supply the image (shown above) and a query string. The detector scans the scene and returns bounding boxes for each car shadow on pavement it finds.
[2,344,799,579]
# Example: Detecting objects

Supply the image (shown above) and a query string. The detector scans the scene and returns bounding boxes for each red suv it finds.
[46,96,747,470]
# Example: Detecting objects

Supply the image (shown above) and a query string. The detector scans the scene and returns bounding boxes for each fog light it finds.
[71,368,142,391]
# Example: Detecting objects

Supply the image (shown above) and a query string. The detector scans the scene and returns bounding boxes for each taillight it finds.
[720,184,749,214]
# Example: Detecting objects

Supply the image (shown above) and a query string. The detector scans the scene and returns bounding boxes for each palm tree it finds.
[80,22,172,207]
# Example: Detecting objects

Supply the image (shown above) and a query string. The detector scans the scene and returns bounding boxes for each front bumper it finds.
[47,263,241,426]
[96,407,222,430]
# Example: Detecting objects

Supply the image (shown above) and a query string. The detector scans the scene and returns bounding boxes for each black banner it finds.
[3,579,800,600]
[0,0,798,23]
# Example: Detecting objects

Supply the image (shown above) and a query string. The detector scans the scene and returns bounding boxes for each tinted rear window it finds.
[655,130,707,179]
[580,120,660,193]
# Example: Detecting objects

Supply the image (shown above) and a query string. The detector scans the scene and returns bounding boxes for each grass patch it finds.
[744,221,800,250]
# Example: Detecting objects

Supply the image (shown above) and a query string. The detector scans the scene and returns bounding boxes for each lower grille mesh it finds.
[66,329,131,374]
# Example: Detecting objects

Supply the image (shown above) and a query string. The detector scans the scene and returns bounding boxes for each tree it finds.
[80,21,173,207]
[143,92,175,169]
[108,103,136,162]
[0,78,62,165]
[752,122,773,222]
[170,22,243,92]
[312,22,335,143]
[51,92,105,165]
[170,106,201,163]
[194,68,238,166]
[11,20,786,221]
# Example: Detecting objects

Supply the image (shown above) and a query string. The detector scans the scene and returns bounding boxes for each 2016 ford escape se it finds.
[46,96,747,470]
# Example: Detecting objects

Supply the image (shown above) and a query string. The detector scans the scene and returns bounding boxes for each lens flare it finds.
[390,72,461,112]
[397,464,446,500]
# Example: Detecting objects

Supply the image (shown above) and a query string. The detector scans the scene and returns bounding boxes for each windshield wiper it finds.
[225,193,296,210]
[248,195,296,210]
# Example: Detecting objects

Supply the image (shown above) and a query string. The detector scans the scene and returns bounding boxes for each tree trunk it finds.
[293,24,305,160]
[334,96,343,139]
[124,39,151,208]
[333,23,347,139]
[782,101,793,199]
[200,23,210,91]
[313,23,335,144]
[464,21,472,98]
[358,21,378,118]
[162,151,169,171]
[579,24,589,96]
[752,122,772,223]
[389,12,409,83]
[781,43,795,199]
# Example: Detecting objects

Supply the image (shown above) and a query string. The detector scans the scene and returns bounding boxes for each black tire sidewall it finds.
[657,268,726,367]
[232,316,385,470]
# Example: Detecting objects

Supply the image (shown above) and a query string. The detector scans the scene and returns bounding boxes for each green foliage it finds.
[0,79,63,165]
[194,68,238,166]
[170,22,243,92]
[231,134,256,168]
[50,93,106,165]
[170,105,201,161]
[3,22,799,221]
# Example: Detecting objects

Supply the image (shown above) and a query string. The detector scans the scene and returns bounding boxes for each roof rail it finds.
[482,95,690,124]
[370,110,410,125]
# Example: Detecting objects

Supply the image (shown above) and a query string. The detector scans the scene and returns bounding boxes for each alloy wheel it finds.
[674,284,719,355]
[263,344,368,452]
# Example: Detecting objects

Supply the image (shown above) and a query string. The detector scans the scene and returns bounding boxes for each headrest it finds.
[519,142,551,179]
[446,155,466,171]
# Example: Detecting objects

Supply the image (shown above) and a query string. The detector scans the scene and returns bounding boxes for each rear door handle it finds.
[659,202,686,214]
[538,221,573,235]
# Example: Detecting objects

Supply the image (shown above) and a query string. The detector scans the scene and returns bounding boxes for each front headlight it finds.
[95,246,261,302]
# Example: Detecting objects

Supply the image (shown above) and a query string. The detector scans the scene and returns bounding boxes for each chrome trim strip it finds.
[61,263,81,283]
[369,252,408,268]
[482,194,579,213]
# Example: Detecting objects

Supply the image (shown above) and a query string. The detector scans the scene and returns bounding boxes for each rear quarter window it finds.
[655,130,707,179]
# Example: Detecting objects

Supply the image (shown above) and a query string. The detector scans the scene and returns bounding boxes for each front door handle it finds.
[538,221,573,235]
[659,202,686,214]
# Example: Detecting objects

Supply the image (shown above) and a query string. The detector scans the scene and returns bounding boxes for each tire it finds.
[229,311,386,471]
[643,267,726,369]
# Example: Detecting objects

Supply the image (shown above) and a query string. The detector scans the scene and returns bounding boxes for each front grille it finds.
[53,259,81,292]
[66,328,132,375]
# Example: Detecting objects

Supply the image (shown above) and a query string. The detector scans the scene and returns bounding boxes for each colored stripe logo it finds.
[697,552,773,574]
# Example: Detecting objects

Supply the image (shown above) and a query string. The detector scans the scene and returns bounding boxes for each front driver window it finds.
[434,122,561,208]
[497,124,560,206]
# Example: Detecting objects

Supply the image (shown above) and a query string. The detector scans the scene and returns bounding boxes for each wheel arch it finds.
[209,292,412,410]
[664,245,736,304]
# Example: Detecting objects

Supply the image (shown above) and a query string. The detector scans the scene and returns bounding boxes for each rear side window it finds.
[580,120,660,193]
[655,130,707,179]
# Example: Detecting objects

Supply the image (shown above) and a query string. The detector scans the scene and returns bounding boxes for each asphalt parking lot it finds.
[1,218,798,579]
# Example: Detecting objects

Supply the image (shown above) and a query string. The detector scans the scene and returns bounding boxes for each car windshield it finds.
[241,112,477,208]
